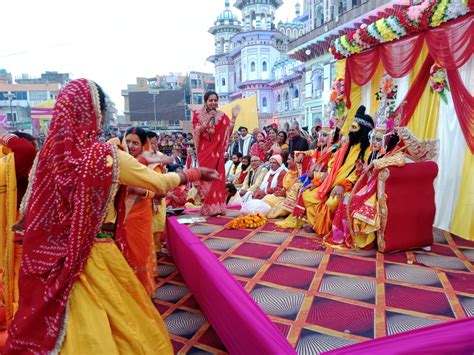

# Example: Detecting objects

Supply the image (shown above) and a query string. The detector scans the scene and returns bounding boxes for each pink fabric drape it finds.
[326,317,474,354]
[165,217,296,354]
[446,69,474,152]
[345,48,380,108]
[425,15,473,70]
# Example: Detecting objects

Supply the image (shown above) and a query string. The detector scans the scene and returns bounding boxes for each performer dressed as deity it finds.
[302,105,374,235]
[327,91,400,248]
[326,75,439,249]
[192,91,240,216]
[276,101,343,229]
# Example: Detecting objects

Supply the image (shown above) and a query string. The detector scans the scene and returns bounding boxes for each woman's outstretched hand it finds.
[231,105,241,119]
[198,167,220,181]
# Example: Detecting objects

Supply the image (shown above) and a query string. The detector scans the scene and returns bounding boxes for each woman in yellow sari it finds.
[5,79,220,354]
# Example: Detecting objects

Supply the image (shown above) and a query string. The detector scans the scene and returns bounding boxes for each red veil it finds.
[6,79,120,353]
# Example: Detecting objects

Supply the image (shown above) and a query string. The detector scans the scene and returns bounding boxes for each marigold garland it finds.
[329,0,469,59]
[226,214,267,229]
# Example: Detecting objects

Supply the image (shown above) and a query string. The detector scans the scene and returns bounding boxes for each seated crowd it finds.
[123,105,412,253]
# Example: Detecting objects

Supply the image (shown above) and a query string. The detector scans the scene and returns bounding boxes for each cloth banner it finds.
[220,95,259,132]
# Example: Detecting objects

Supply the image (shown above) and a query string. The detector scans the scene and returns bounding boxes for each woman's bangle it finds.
[185,168,201,183]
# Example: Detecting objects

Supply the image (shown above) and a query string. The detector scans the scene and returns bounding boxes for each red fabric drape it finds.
[380,33,425,78]
[393,54,435,127]
[345,48,380,108]
[425,15,473,70]
[446,69,474,152]
[426,15,474,153]
[343,15,473,152]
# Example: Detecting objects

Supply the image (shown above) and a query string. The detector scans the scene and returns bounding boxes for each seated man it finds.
[232,155,251,190]
[264,153,300,219]
[226,152,242,183]
[302,106,374,235]
[252,155,287,200]
[226,183,242,206]
[239,156,268,202]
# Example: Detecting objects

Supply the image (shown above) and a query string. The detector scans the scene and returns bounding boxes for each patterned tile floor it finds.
[157,210,474,354]
[154,255,228,354]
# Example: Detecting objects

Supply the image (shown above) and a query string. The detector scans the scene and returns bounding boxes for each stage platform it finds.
[160,209,474,354]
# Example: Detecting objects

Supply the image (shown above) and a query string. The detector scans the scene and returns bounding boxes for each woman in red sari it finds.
[193,91,240,216]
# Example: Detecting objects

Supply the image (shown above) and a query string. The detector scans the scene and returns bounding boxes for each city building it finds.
[208,0,404,130]
[0,70,13,85]
[287,0,398,128]
[208,0,308,128]
[0,82,61,130]
[186,71,216,114]
[15,71,70,86]
[122,71,214,132]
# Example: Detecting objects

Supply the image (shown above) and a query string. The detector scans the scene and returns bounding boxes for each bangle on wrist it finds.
[185,168,201,183]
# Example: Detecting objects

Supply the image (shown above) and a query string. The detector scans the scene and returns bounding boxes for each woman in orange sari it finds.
[124,127,157,296]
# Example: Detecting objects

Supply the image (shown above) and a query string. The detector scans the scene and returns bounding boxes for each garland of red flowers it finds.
[329,0,470,59]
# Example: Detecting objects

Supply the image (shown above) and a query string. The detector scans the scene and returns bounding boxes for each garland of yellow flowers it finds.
[226,214,267,229]
[330,0,469,59]
[376,19,398,42]
[431,0,449,27]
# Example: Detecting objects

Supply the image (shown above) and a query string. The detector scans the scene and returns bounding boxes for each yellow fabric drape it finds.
[370,62,386,116]
[221,95,259,132]
[0,146,18,326]
[341,83,362,136]
[450,150,474,240]
[336,59,346,79]
[407,42,440,138]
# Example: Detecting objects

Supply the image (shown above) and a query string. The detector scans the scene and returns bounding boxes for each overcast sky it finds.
[1,0,298,113]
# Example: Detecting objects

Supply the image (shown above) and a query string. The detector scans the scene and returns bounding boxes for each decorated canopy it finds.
[326,3,473,241]
[31,99,55,135]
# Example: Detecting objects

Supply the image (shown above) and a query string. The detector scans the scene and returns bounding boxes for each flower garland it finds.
[375,75,398,117]
[429,64,450,104]
[329,0,469,59]
[226,214,267,229]
[332,78,346,118]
